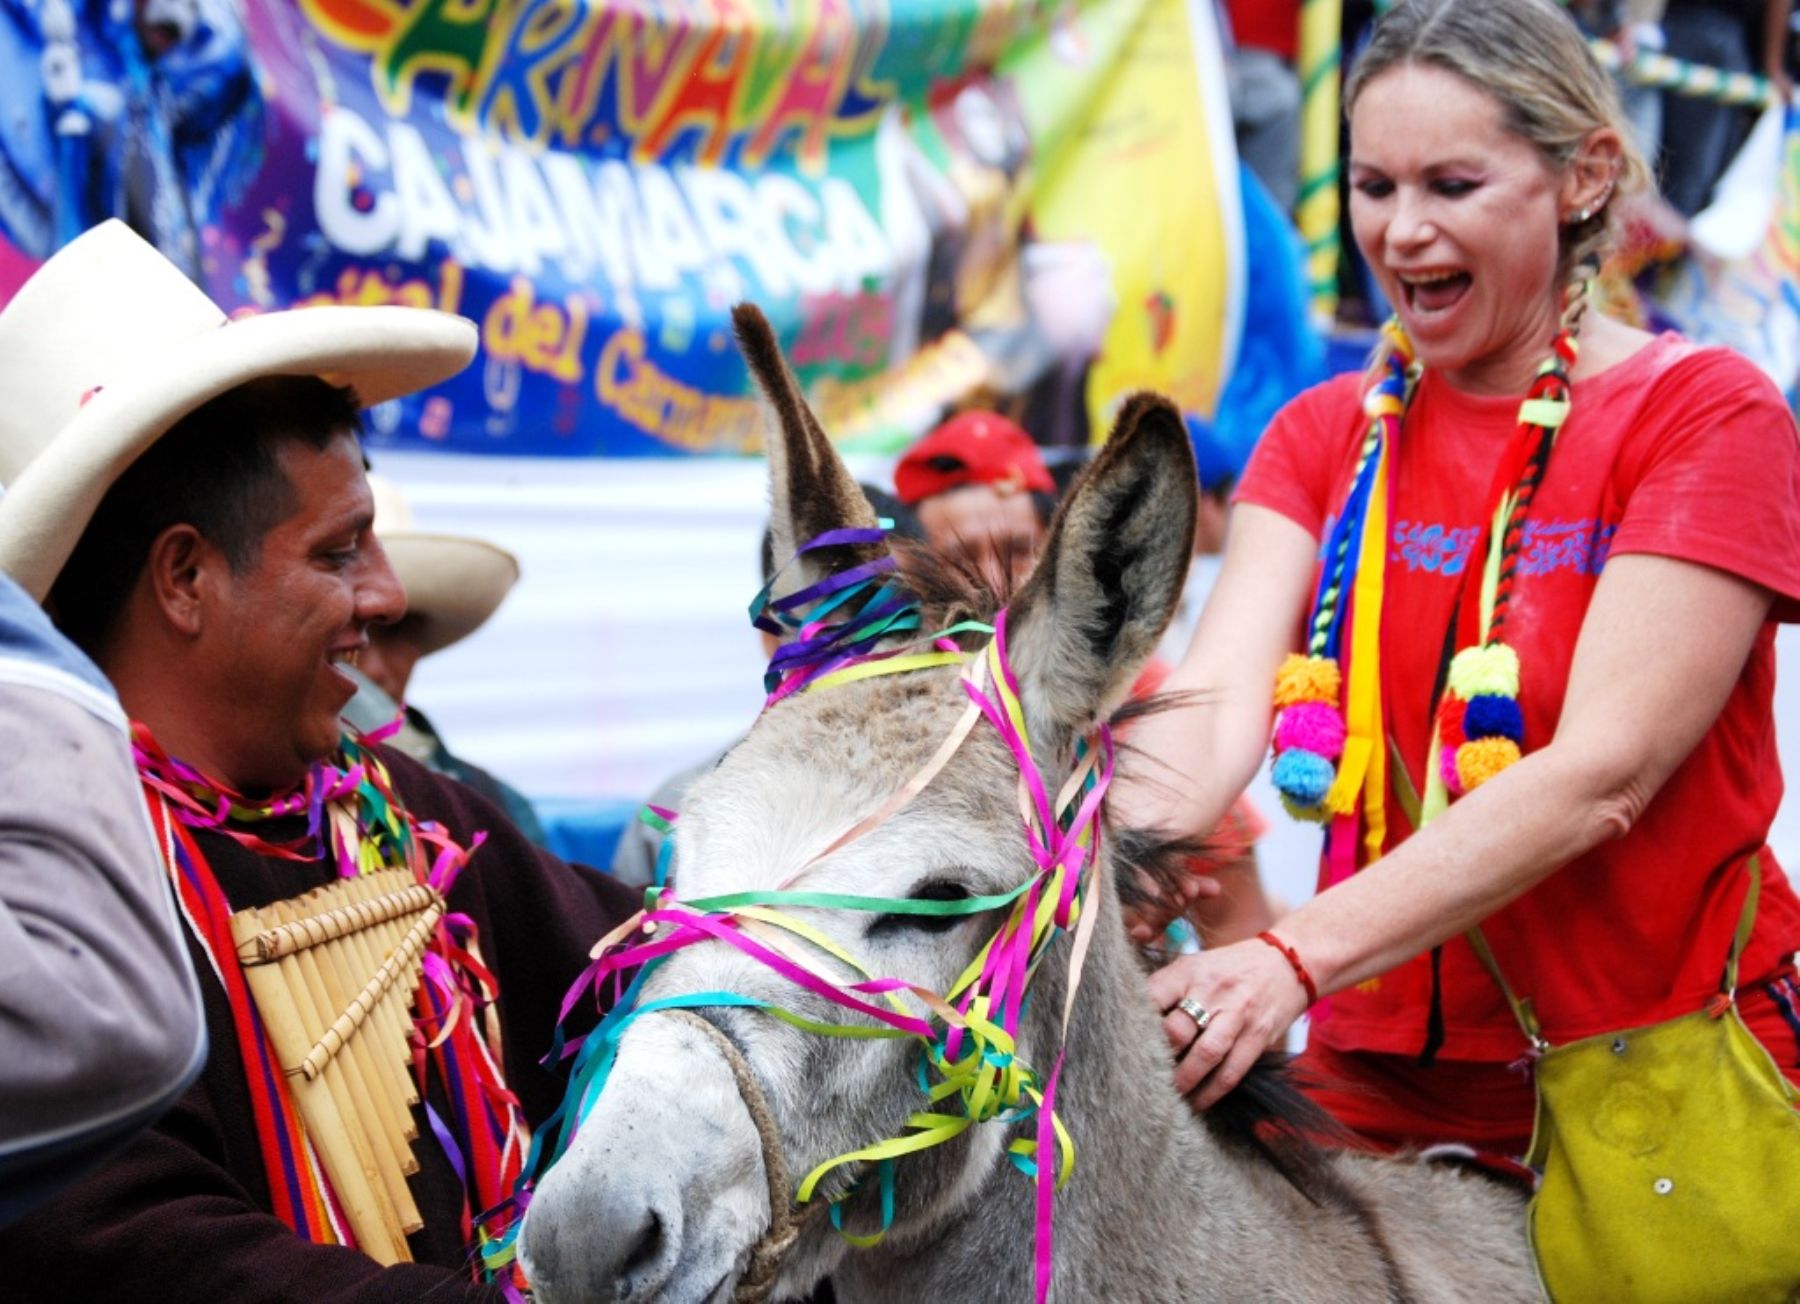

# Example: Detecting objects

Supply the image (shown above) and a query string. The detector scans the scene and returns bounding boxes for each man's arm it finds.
[1,1079,504,1303]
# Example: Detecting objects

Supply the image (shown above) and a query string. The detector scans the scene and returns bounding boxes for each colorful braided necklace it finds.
[1271,272,1592,844]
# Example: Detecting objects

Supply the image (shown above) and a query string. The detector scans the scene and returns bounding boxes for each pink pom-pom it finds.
[1274,702,1347,761]
[1440,744,1465,796]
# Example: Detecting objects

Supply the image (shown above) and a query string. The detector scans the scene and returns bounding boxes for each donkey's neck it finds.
[828,892,1318,1303]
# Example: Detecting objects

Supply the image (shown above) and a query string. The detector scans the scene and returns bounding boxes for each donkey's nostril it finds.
[621,1208,665,1280]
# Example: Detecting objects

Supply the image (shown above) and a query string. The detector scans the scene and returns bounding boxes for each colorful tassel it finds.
[1447,642,1520,700]
[1463,694,1524,744]
[1455,737,1522,791]
[1271,654,1348,822]
[1443,644,1526,789]
[1273,701,1348,760]
[1440,744,1465,796]
[1274,652,1342,707]
[1273,748,1336,816]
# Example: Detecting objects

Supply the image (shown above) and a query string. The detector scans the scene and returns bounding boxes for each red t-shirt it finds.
[1239,333,1800,1059]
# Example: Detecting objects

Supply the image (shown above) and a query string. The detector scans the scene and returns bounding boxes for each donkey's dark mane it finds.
[888,535,1011,636]
[1110,819,1360,1209]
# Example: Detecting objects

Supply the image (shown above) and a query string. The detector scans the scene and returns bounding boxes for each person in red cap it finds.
[894,409,1058,594]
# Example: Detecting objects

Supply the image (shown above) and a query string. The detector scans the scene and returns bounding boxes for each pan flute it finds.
[229,867,446,1265]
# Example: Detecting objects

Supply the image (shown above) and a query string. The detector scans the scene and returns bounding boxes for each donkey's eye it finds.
[867,879,975,937]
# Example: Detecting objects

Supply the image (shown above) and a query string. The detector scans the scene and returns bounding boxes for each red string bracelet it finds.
[1256,930,1319,1006]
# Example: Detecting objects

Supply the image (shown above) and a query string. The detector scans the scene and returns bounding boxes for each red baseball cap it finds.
[894,411,1055,506]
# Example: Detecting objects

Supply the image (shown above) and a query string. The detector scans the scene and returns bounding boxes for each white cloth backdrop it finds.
[378,450,1800,906]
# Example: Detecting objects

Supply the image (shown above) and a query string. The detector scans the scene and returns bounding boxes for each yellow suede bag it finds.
[1469,867,1800,1303]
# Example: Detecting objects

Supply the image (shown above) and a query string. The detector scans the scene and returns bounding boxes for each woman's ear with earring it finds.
[1564,126,1623,226]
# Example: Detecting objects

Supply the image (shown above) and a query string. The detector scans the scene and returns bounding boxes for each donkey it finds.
[517,308,1536,1303]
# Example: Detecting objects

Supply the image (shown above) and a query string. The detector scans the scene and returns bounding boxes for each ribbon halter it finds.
[489,530,1111,1304]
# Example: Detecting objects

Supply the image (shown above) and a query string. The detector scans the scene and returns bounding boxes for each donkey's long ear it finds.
[1005,393,1197,749]
[734,304,882,599]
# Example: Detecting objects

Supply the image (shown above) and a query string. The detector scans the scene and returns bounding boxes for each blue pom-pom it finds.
[1273,748,1335,806]
[1463,694,1524,743]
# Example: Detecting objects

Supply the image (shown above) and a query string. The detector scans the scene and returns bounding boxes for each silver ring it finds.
[1176,997,1214,1033]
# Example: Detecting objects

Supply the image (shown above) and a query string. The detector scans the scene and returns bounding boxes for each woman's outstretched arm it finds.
[1151,552,1775,1106]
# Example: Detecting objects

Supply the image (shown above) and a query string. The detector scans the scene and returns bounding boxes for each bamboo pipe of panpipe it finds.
[300,882,441,1152]
[238,876,425,1118]
[281,883,418,1148]
[352,873,427,1111]
[234,878,438,960]
[327,882,422,1162]
[316,874,422,1132]
[298,900,444,1093]
[340,875,423,1124]
[292,886,440,1137]
[229,904,408,1265]
[270,896,423,1240]
[255,899,406,1262]
[272,893,418,1212]
[283,888,425,1182]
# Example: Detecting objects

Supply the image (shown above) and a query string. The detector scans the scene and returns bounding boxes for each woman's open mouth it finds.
[1399,268,1472,316]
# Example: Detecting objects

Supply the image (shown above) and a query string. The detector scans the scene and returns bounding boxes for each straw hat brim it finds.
[382,532,521,657]
[0,305,475,601]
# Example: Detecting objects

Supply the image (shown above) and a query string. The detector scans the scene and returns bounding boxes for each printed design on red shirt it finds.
[1391,522,1481,576]
[1390,517,1615,578]
[1517,519,1616,577]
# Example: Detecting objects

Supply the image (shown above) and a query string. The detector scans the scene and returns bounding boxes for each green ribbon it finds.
[652,878,1035,918]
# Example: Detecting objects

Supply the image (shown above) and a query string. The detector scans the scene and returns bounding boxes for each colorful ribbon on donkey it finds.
[486,557,1110,1304]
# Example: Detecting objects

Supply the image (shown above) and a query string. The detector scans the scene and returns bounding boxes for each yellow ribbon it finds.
[807,649,966,694]
[1324,433,1390,864]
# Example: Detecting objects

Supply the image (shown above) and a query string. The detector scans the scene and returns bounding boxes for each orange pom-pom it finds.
[1455,737,1521,792]
[1274,653,1341,708]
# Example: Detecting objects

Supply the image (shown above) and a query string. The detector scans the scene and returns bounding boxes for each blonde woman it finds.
[1121,0,1800,1156]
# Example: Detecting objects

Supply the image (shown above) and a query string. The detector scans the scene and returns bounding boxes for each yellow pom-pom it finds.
[1455,737,1521,792]
[1447,643,1520,700]
[1274,653,1341,707]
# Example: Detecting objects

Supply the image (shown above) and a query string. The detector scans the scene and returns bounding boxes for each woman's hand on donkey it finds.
[1148,943,1310,1108]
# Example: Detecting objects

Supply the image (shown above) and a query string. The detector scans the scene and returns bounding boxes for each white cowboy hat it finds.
[0,220,477,602]
[368,475,520,658]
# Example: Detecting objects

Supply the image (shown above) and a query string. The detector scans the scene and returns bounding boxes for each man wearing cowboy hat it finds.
[0,221,637,1298]
[341,475,548,846]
